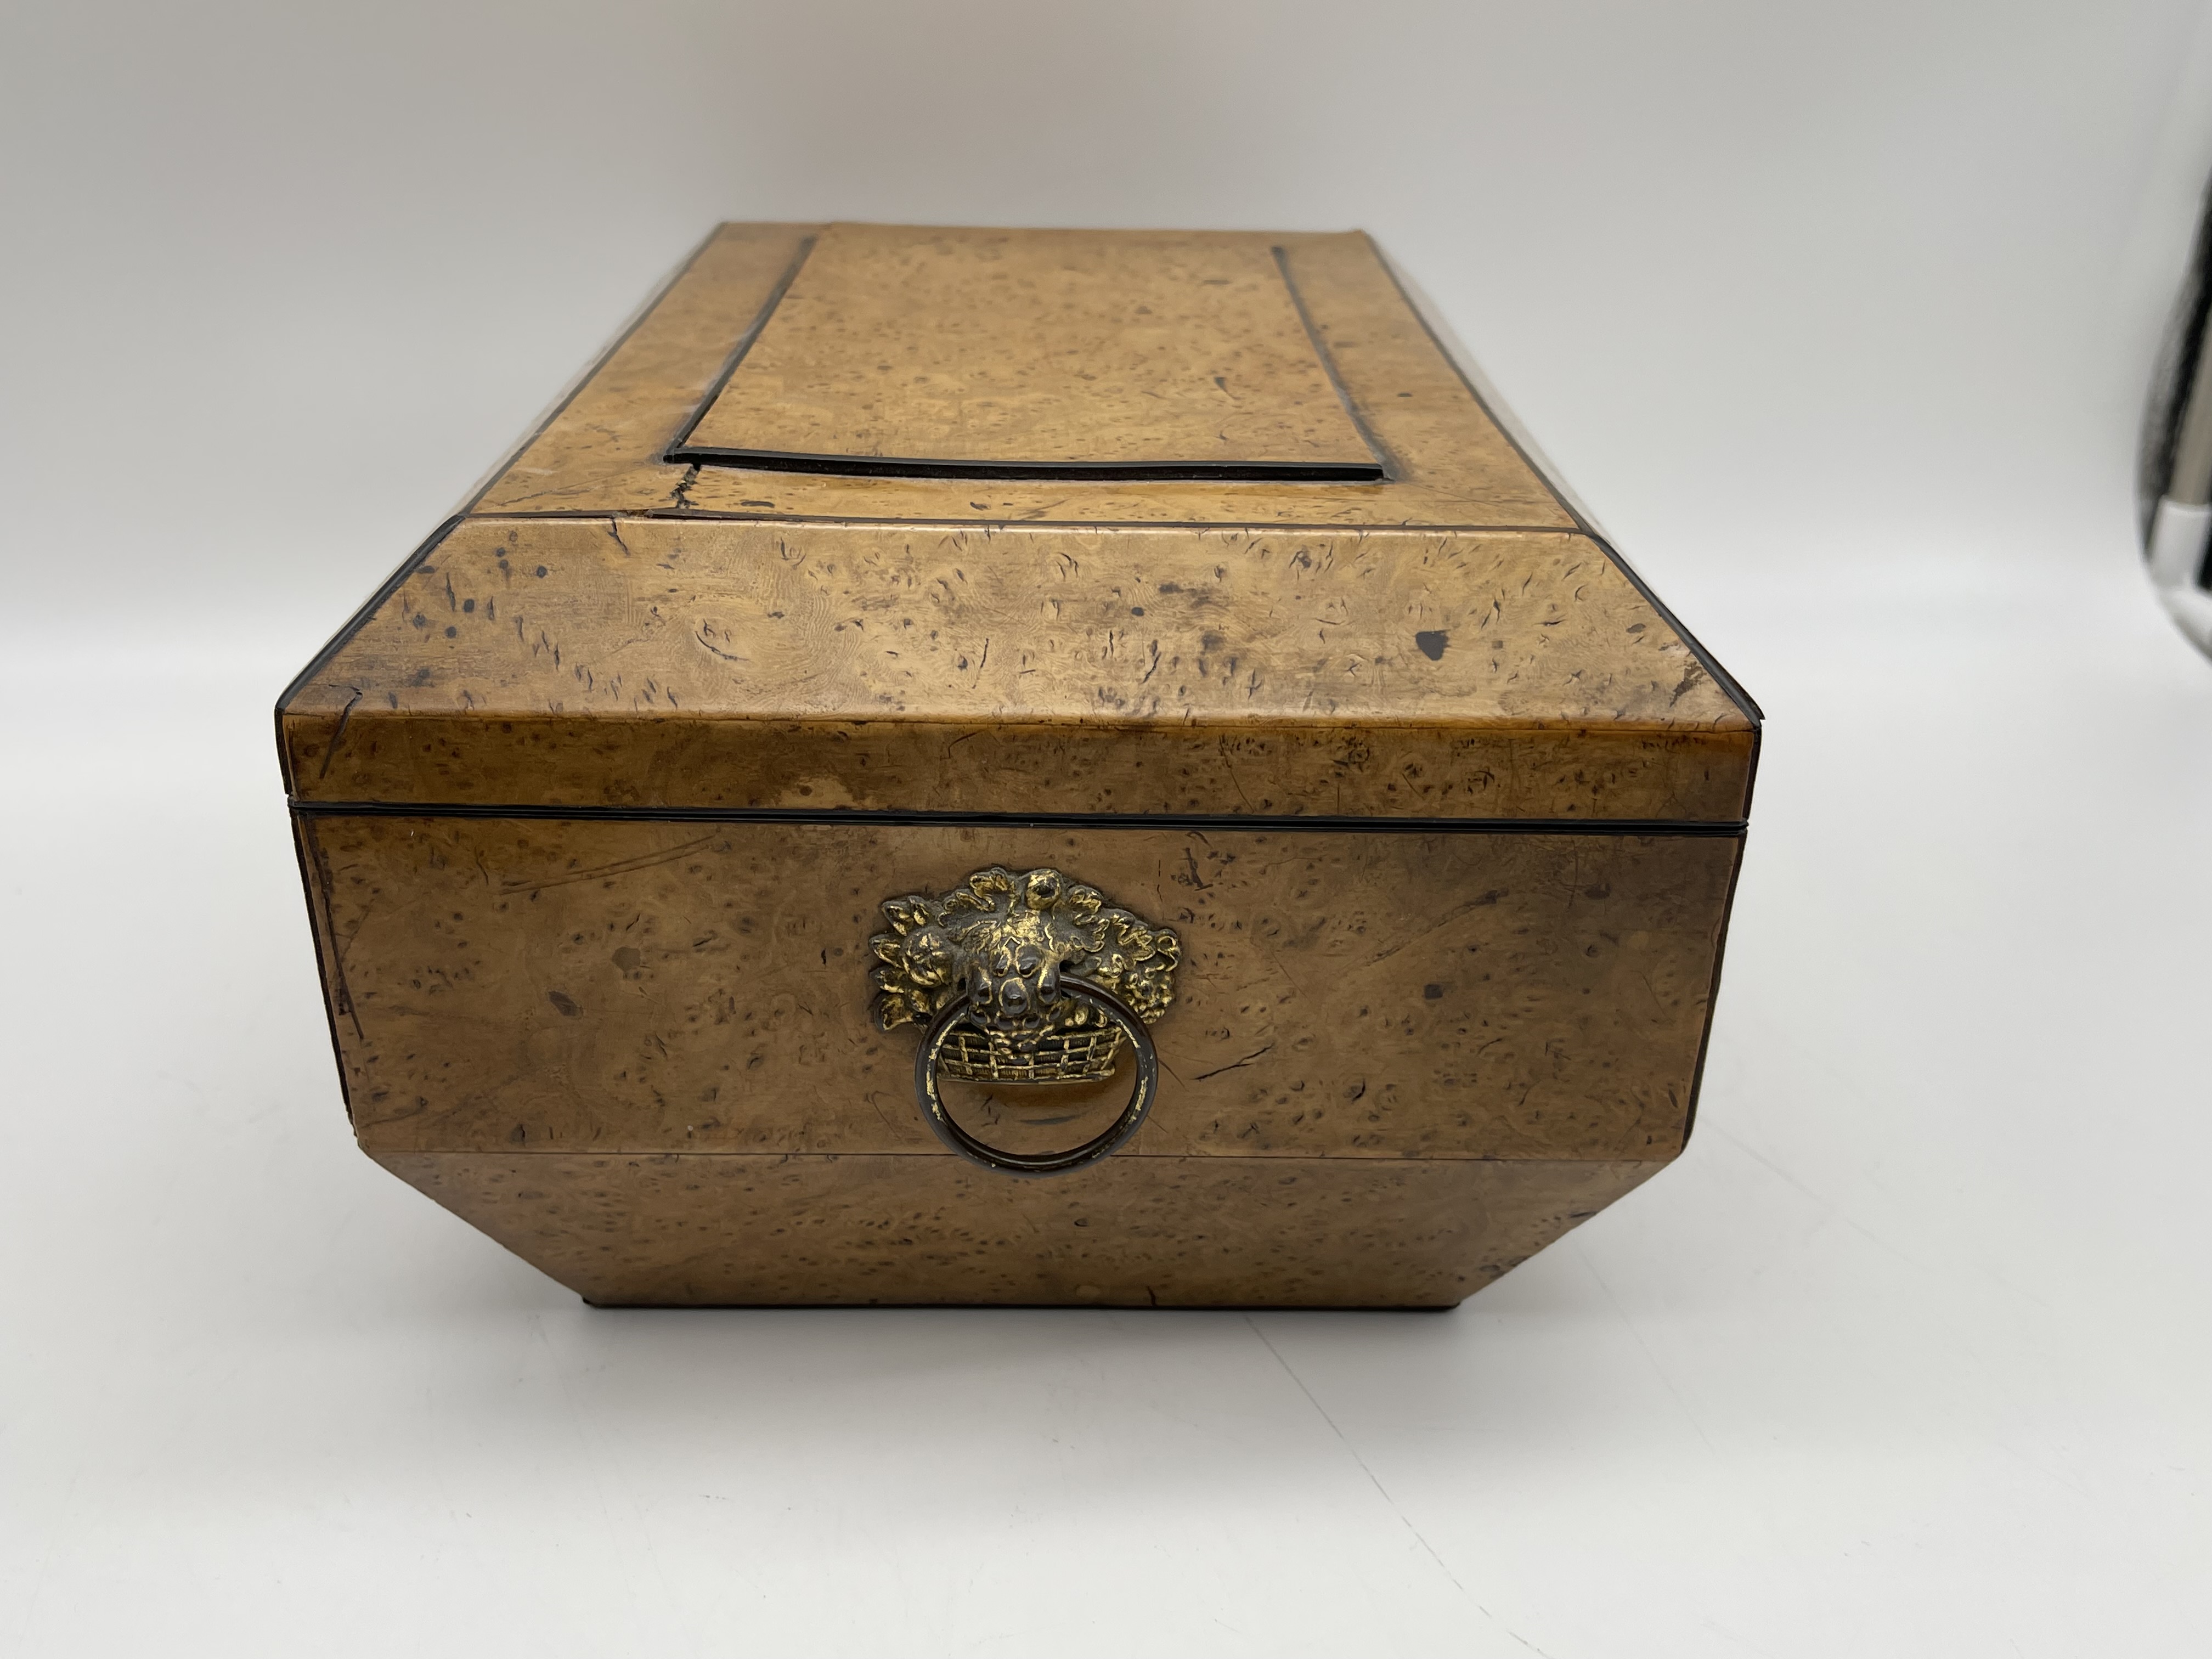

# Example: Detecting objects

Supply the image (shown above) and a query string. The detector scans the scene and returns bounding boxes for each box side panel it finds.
[290,815,358,1125]
[315,815,1738,1164]
[373,1150,1665,1308]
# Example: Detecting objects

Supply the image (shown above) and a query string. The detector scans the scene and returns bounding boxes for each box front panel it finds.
[300,814,1736,1165]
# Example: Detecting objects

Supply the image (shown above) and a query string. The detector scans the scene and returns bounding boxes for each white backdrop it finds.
[3,4,2210,1655]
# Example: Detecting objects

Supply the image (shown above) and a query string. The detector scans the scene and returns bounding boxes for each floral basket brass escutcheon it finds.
[869,866,1181,1176]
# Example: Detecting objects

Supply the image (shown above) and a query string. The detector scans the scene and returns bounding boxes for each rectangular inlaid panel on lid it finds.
[668,224,1386,480]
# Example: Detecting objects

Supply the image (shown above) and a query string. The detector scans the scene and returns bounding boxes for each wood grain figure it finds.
[280,222,1758,1307]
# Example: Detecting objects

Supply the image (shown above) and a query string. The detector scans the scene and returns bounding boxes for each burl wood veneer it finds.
[281,222,1757,1307]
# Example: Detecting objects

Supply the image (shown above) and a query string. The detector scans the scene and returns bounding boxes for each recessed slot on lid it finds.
[665,224,1388,482]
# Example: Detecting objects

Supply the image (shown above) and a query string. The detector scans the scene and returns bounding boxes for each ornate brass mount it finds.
[869,866,1181,1175]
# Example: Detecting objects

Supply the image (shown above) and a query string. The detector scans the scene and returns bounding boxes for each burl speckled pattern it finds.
[283,517,1752,819]
[373,1151,1663,1307]
[471,224,1576,526]
[685,224,1379,470]
[303,816,1736,1164]
[280,222,1758,1306]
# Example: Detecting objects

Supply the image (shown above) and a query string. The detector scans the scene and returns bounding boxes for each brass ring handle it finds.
[913,977,1158,1177]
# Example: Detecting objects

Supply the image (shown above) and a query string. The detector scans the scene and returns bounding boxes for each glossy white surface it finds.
[4,4,2211,1655]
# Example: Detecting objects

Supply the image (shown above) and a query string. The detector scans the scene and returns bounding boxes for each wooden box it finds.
[278,223,1758,1308]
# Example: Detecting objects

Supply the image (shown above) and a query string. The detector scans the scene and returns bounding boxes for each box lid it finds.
[669,224,1384,481]
[280,223,1757,826]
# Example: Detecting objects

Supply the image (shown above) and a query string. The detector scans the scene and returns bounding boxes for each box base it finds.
[373,1150,1665,1309]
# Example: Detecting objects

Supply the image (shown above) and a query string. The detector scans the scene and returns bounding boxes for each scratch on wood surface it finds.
[500,834,723,895]
[316,689,363,780]
[1361,890,1502,970]
[1192,1043,1274,1081]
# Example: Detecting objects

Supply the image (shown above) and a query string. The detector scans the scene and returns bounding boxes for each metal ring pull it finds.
[869,866,1181,1178]
[915,978,1159,1176]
